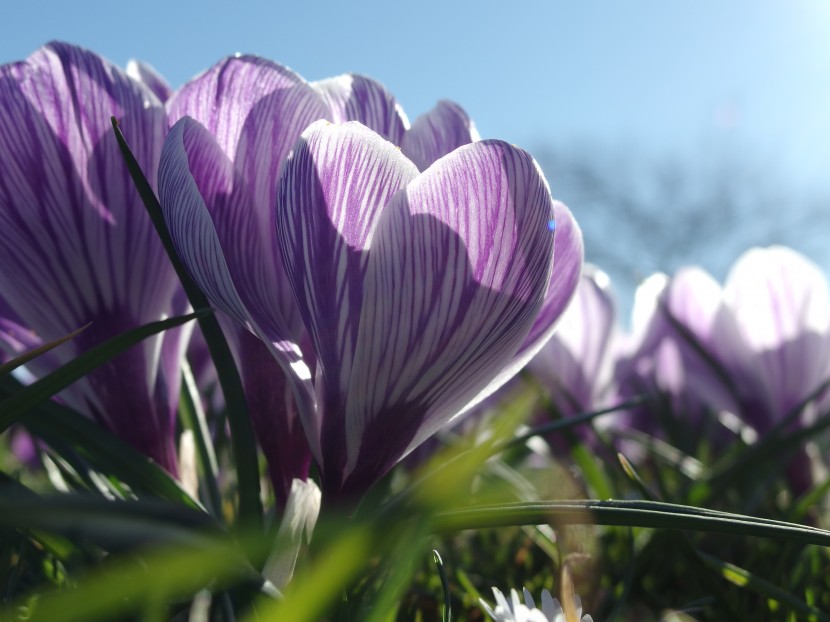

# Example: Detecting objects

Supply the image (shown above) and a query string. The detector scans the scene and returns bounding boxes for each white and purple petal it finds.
[0,42,181,471]
[158,117,318,448]
[337,140,556,496]
[167,55,331,341]
[313,73,409,144]
[276,121,419,471]
[126,59,173,102]
[529,266,616,415]
[401,100,480,171]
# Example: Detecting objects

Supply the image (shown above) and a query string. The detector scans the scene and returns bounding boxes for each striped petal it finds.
[126,59,172,102]
[338,140,556,495]
[167,56,331,339]
[276,121,419,471]
[0,42,181,471]
[313,73,409,144]
[158,118,317,442]
[401,100,480,171]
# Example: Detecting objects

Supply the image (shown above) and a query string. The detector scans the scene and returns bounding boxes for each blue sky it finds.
[4,1,830,304]
[4,1,829,184]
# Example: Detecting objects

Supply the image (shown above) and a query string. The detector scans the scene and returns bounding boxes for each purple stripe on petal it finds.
[126,59,173,102]
[313,74,409,144]
[276,121,419,476]
[401,100,480,171]
[338,140,557,494]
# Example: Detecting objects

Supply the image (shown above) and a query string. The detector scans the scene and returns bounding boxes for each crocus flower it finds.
[0,42,184,472]
[160,97,581,501]
[159,54,528,502]
[614,247,830,488]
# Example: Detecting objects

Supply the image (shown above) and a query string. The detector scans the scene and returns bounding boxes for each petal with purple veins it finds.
[401,100,480,171]
[275,121,418,473]
[339,140,557,494]
[313,73,409,144]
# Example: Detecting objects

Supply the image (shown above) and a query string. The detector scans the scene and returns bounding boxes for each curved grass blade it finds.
[112,117,262,530]
[434,550,452,622]
[0,312,204,432]
[0,377,200,509]
[431,499,830,548]
[0,323,91,378]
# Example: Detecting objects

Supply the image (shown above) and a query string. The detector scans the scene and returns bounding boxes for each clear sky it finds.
[3,1,830,304]
[4,1,829,181]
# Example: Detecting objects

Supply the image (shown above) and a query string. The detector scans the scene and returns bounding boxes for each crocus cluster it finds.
[524,248,830,491]
[0,41,582,506]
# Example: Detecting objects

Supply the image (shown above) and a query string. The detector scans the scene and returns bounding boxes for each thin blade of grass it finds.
[0,323,91,378]
[112,117,262,530]
[431,499,830,548]
[178,361,223,519]
[0,312,203,432]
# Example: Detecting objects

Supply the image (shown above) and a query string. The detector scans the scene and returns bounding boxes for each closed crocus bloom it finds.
[612,269,745,448]
[0,42,183,472]
[277,121,579,500]
[160,116,581,502]
[722,247,830,492]
[160,56,556,502]
[723,246,830,430]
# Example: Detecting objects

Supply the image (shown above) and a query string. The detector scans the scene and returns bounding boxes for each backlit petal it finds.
[313,73,409,144]
[340,140,555,492]
[276,121,418,475]
[401,100,480,171]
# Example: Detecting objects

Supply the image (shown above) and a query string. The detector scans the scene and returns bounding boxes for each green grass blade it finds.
[112,117,262,530]
[0,312,204,432]
[178,361,223,519]
[0,380,200,509]
[0,323,91,378]
[5,529,263,622]
[0,494,222,550]
[431,499,830,548]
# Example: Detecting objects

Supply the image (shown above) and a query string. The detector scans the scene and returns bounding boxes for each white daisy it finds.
[480,587,594,622]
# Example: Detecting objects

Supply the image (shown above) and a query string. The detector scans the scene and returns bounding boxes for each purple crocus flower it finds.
[161,55,497,503]
[159,107,581,501]
[615,247,830,489]
[0,42,184,473]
